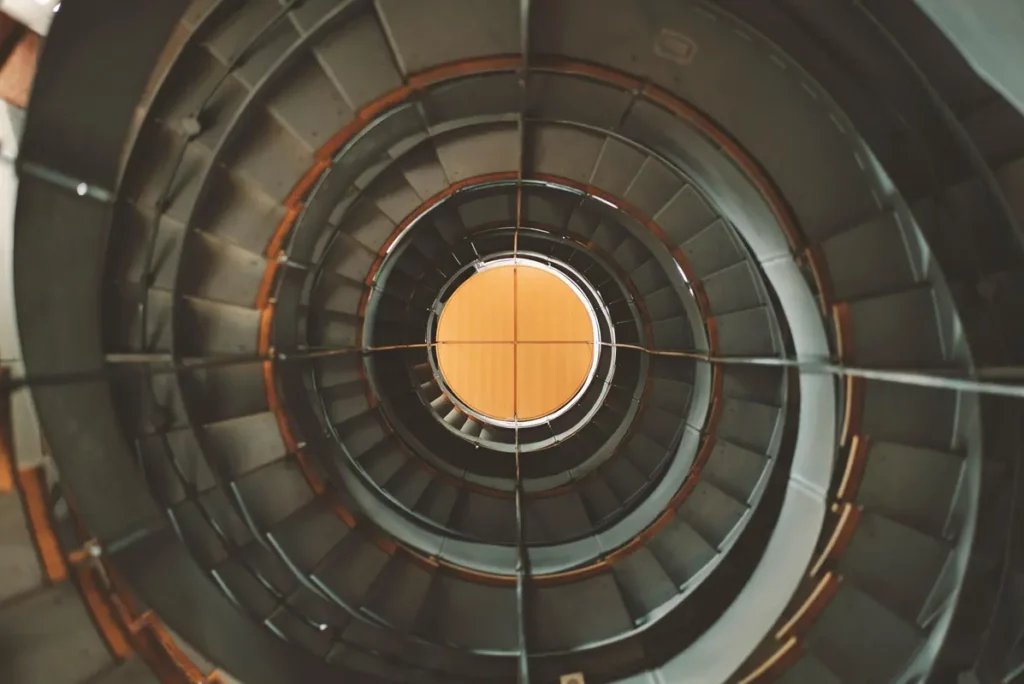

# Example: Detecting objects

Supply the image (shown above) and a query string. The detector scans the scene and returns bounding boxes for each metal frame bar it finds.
[10,344,1024,400]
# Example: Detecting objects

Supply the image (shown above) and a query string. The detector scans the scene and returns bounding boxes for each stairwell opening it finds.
[435,259,599,426]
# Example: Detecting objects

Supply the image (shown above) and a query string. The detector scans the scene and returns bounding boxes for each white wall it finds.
[0,100,45,470]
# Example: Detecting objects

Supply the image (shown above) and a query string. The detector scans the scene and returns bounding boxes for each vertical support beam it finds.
[514,425,530,683]
[514,0,531,258]
[514,9,531,676]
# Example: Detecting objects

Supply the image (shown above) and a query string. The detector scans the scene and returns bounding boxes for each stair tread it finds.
[701,260,764,316]
[838,511,950,623]
[612,546,678,622]
[269,500,350,572]
[264,52,355,152]
[776,652,842,684]
[531,573,634,650]
[314,531,391,608]
[677,480,748,549]
[820,211,918,302]
[0,492,46,605]
[376,0,519,75]
[523,492,592,544]
[361,556,435,632]
[646,517,717,587]
[203,411,286,479]
[856,440,963,538]
[714,306,778,356]
[623,156,684,220]
[716,397,780,454]
[807,581,922,684]
[654,184,718,247]
[232,457,315,530]
[0,582,113,684]
[681,219,745,280]
[700,439,769,504]
[844,286,945,367]
[89,657,161,684]
[421,576,518,651]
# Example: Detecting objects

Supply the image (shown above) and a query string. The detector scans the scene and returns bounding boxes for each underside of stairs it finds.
[2,1,1023,683]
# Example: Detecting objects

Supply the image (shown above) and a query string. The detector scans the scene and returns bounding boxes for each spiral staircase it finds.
[2,1,1023,683]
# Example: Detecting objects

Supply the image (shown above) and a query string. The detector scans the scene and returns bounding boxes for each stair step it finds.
[312,355,364,393]
[644,286,685,322]
[589,136,648,198]
[860,380,957,450]
[90,657,160,684]
[623,156,684,220]
[776,652,842,684]
[820,211,918,302]
[651,317,692,351]
[844,287,944,367]
[433,125,519,184]
[591,219,627,256]
[361,555,435,632]
[717,397,781,454]
[714,306,778,356]
[419,576,518,651]
[321,379,372,426]
[856,440,963,538]
[455,493,517,544]
[170,489,253,565]
[311,273,365,317]
[837,512,949,624]
[614,235,651,273]
[655,184,718,247]
[646,374,693,415]
[269,500,350,572]
[0,491,45,605]
[806,582,922,684]
[181,361,269,425]
[314,531,391,608]
[630,258,669,296]
[604,456,649,504]
[335,412,387,460]
[225,110,314,204]
[646,517,717,588]
[531,573,634,650]
[199,169,287,255]
[720,364,784,406]
[523,491,592,544]
[677,480,748,549]
[623,431,671,476]
[414,478,459,526]
[682,219,744,280]
[203,0,298,88]
[361,438,409,485]
[233,457,315,530]
[530,72,634,132]
[179,231,268,309]
[179,297,261,356]
[386,462,434,508]
[579,473,622,523]
[323,234,378,283]
[264,52,354,152]
[635,405,684,450]
[375,0,519,75]
[204,412,286,479]
[612,546,678,622]
[0,582,113,684]
[702,260,764,316]
[700,439,769,504]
